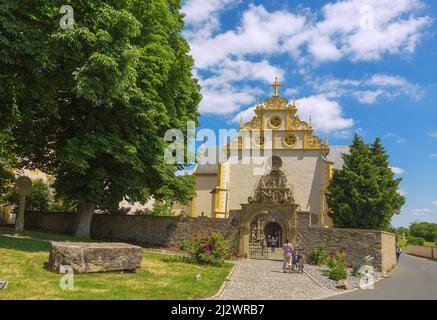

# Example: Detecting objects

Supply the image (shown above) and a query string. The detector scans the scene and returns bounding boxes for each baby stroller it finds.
[292,248,304,273]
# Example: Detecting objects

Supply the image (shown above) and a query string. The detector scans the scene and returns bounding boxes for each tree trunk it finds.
[75,202,96,239]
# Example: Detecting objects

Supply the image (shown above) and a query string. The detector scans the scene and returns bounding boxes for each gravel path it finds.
[219,259,337,300]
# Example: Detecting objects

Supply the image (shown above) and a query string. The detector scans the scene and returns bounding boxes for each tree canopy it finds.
[1,0,201,237]
[327,135,405,231]
[410,222,437,242]
[0,133,16,202]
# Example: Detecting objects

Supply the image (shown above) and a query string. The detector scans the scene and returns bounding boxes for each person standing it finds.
[283,239,293,273]
[396,244,402,262]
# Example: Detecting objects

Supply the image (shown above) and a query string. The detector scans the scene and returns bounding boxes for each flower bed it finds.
[180,232,237,266]
[305,247,381,290]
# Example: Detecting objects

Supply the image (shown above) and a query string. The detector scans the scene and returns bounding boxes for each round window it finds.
[269,116,282,128]
[283,134,297,147]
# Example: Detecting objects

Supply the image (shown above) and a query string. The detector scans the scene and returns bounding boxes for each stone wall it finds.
[24,211,76,234]
[24,211,239,247]
[296,212,396,273]
[23,211,396,272]
[406,245,437,260]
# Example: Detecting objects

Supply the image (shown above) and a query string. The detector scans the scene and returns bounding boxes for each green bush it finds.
[408,236,425,246]
[308,246,328,265]
[181,232,233,266]
[327,252,348,281]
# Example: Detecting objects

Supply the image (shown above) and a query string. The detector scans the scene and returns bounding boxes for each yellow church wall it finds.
[227,150,331,226]
[193,174,217,217]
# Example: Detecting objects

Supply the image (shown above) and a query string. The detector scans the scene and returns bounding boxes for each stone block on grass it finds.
[48,242,142,273]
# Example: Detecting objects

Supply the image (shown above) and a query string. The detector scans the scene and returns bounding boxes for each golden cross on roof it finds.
[270,77,284,98]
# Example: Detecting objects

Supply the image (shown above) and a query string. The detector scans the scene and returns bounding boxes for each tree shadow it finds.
[0,236,50,252]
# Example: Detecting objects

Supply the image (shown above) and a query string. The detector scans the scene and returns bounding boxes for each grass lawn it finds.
[0,230,233,300]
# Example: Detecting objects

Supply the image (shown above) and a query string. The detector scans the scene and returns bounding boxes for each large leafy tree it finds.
[327,135,405,231]
[1,0,201,237]
[0,133,16,202]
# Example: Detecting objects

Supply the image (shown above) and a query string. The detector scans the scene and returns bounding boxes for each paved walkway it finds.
[327,254,437,300]
[219,259,335,300]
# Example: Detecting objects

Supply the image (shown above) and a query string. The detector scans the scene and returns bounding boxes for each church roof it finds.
[325,146,350,170]
[194,163,218,175]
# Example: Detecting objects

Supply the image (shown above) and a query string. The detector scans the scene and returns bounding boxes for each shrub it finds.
[329,265,348,281]
[327,251,348,281]
[408,236,425,246]
[181,232,233,266]
[308,246,328,265]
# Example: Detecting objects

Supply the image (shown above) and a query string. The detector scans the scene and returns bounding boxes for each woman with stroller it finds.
[283,239,293,273]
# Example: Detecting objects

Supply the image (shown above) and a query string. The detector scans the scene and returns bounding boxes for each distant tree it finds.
[396,226,411,238]
[327,135,405,231]
[2,0,200,238]
[410,222,437,242]
[6,179,50,212]
[149,199,173,216]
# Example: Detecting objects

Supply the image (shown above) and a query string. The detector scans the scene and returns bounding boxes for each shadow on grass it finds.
[0,236,51,252]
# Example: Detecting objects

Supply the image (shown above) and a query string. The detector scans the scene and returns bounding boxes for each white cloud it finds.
[429,131,437,140]
[385,133,407,144]
[354,90,385,104]
[187,4,307,69]
[398,188,408,197]
[313,0,431,62]
[411,208,432,217]
[182,0,430,124]
[200,83,262,115]
[432,201,437,206]
[232,95,354,134]
[431,154,437,158]
[391,167,406,175]
[197,58,282,114]
[185,0,431,68]
[182,0,237,40]
[284,88,299,97]
[232,105,256,124]
[309,74,423,104]
[296,95,354,133]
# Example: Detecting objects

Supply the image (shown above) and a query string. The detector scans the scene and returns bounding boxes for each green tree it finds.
[149,199,173,216]
[327,135,405,230]
[396,226,410,238]
[0,133,16,202]
[410,222,437,242]
[1,0,201,238]
[6,179,50,212]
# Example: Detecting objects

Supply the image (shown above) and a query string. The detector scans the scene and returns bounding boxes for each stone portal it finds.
[233,165,300,259]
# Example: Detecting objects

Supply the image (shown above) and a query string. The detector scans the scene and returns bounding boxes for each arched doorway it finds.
[248,211,286,259]
[264,222,282,248]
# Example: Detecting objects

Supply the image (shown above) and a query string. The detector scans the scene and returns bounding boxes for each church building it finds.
[190,79,349,230]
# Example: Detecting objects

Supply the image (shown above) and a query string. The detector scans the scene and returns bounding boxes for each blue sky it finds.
[181,0,437,227]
